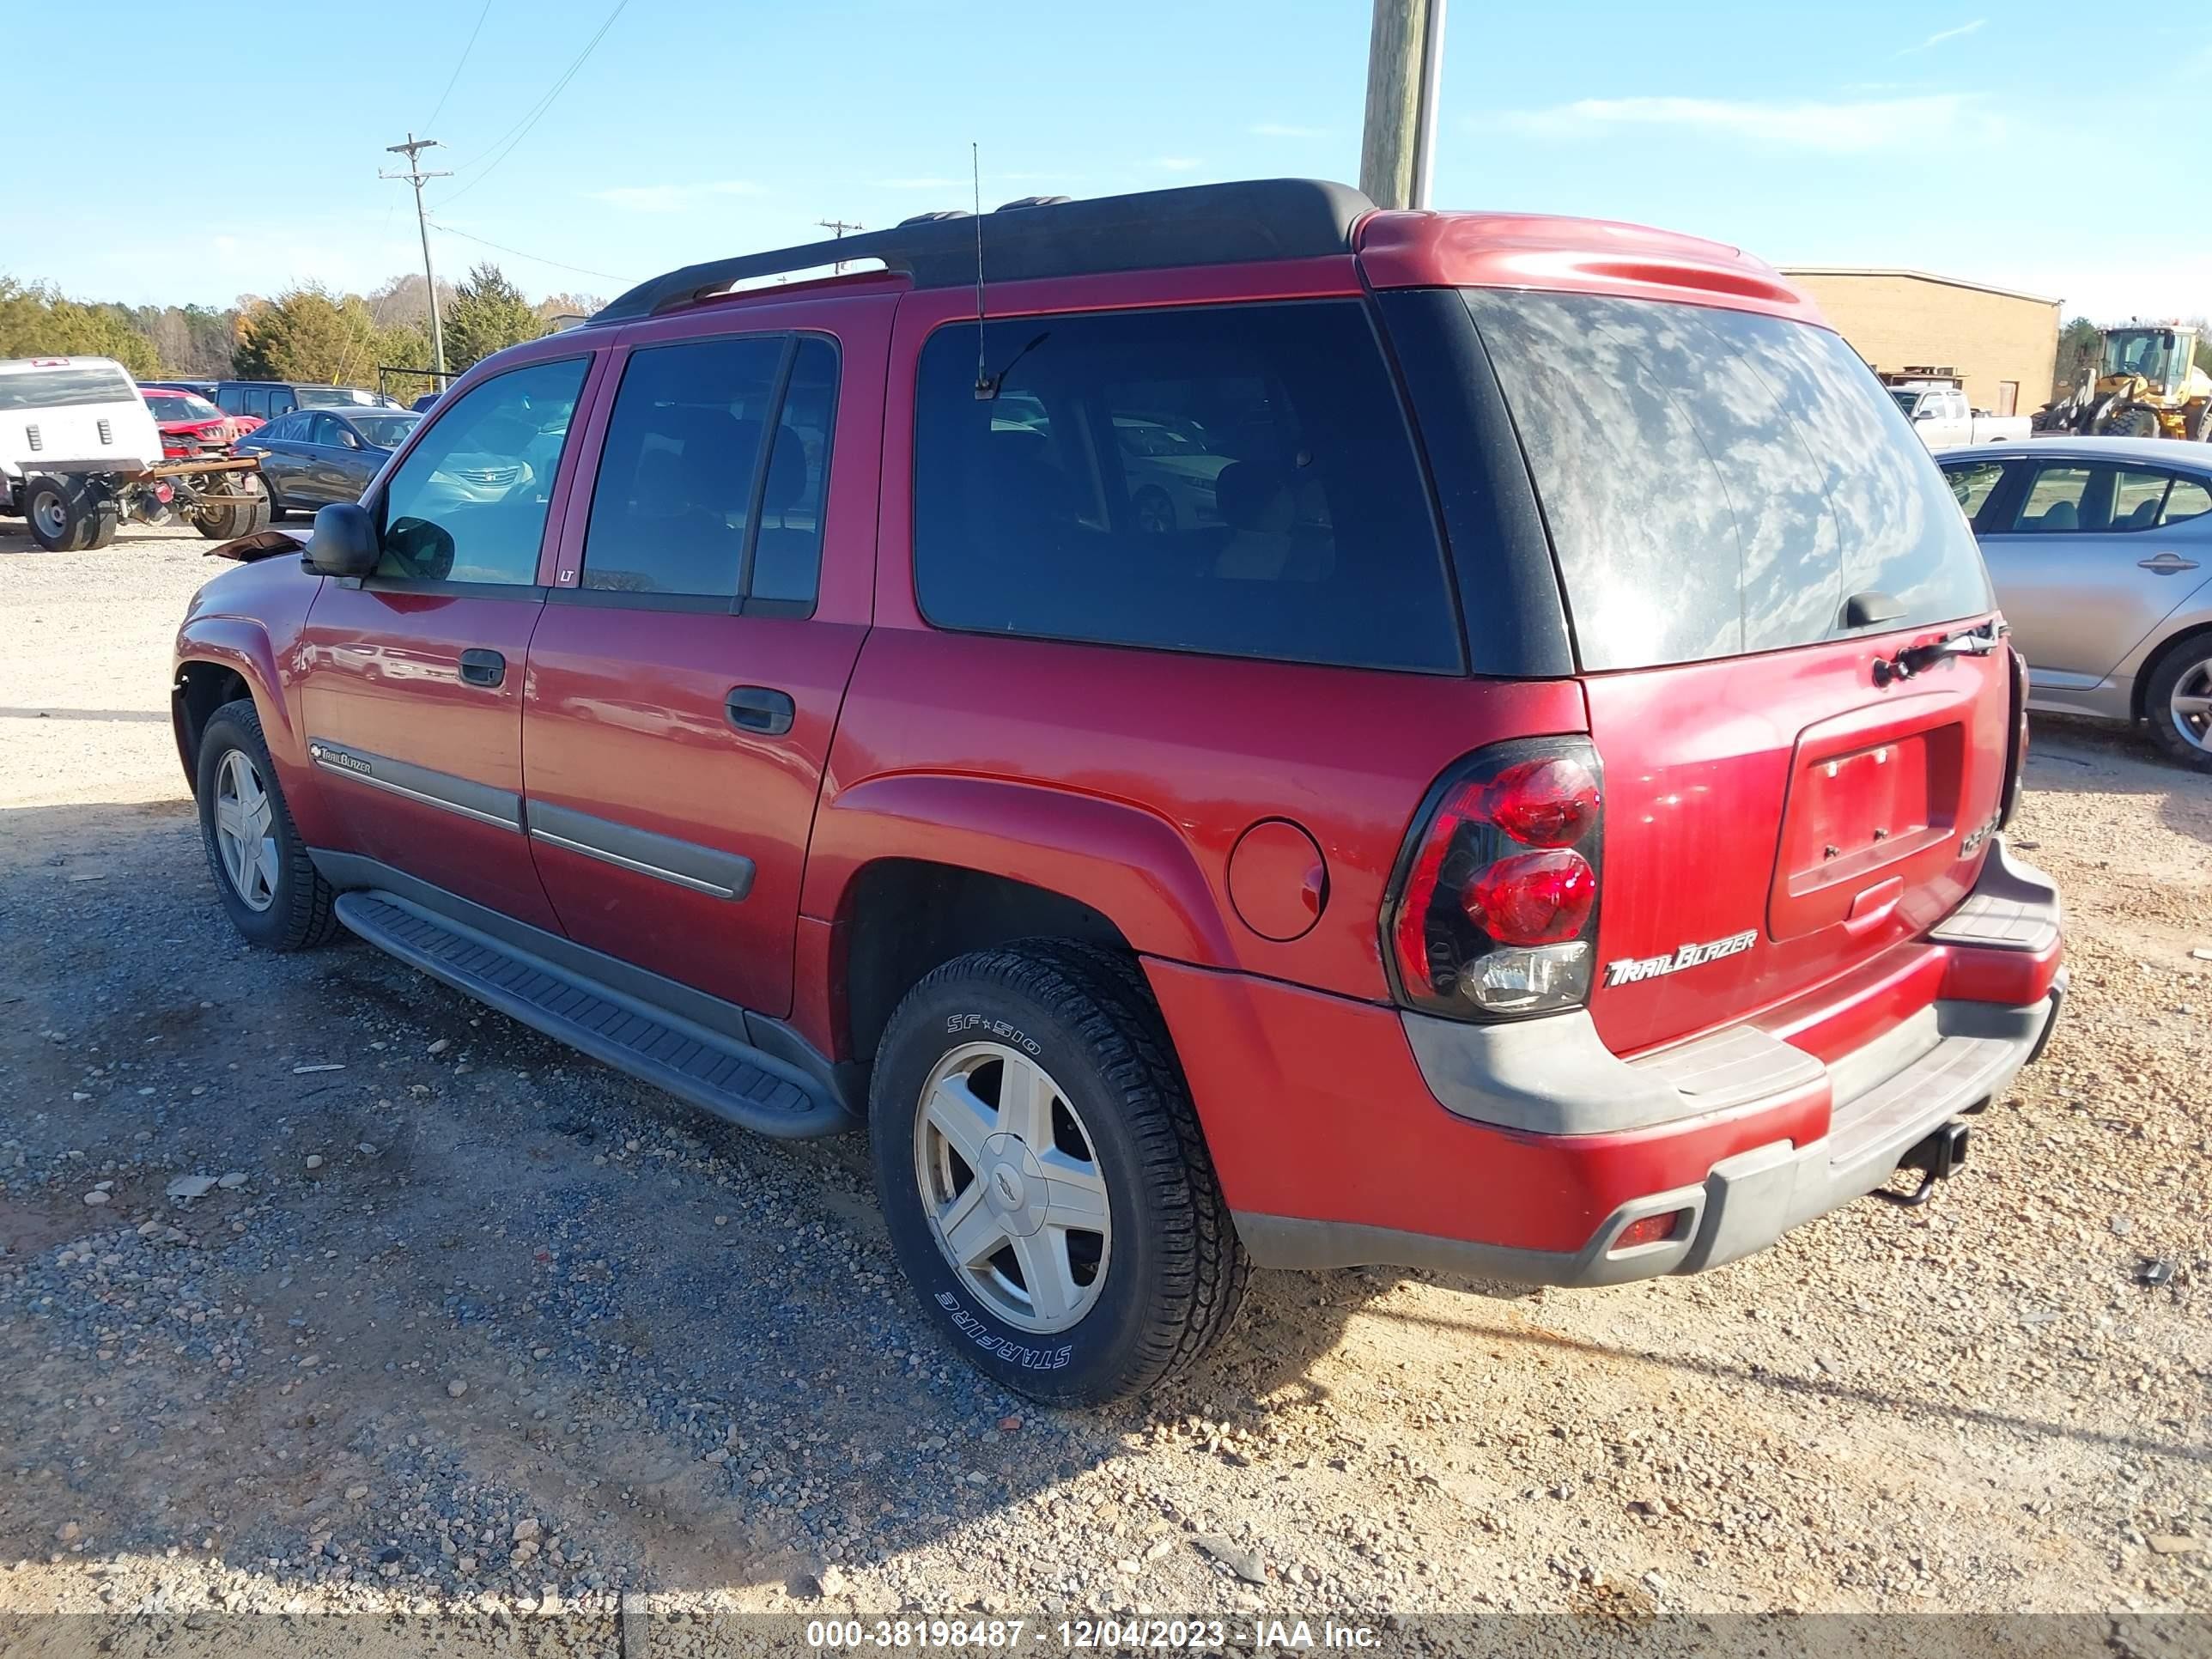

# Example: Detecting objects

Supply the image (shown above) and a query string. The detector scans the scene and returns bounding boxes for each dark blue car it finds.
[237,408,421,519]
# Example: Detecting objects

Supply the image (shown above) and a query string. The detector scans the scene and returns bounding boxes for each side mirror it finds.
[305,501,380,577]
[1914,408,1937,421]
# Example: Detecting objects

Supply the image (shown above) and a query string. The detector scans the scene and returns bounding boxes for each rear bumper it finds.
[1153,837,2063,1287]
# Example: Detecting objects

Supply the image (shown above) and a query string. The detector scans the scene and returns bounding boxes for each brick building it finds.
[1780,267,2061,417]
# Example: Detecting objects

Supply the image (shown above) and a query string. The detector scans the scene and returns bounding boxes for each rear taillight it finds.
[1383,738,1604,1020]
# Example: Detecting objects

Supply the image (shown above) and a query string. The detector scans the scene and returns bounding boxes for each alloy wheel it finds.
[213,747,279,912]
[913,1041,1111,1333]
[2170,657,2212,754]
[29,488,65,543]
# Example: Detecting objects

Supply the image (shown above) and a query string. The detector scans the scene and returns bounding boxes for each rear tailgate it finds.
[1583,629,2007,1054]
[1457,286,2007,1057]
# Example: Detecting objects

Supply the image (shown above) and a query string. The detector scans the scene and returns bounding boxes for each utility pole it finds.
[382,134,453,386]
[817,218,862,275]
[1358,0,1448,210]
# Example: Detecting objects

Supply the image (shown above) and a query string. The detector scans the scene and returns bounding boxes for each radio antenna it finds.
[971,142,992,399]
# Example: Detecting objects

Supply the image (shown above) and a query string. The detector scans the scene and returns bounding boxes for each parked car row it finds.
[236,407,421,518]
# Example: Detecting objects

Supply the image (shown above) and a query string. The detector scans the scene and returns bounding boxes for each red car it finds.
[170,179,2063,1405]
[143,387,255,458]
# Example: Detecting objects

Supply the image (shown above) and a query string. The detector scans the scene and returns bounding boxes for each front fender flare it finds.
[173,615,297,766]
[802,772,1236,968]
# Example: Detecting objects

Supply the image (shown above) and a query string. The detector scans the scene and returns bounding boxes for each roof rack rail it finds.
[588,178,1373,326]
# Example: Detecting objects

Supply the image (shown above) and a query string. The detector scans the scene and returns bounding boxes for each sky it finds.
[9,0,2209,322]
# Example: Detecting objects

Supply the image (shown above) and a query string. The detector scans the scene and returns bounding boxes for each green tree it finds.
[231,285,392,386]
[2052,315,2103,402]
[442,263,544,373]
[0,277,161,375]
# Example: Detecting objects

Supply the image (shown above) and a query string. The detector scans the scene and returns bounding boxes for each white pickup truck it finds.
[1892,384,2032,447]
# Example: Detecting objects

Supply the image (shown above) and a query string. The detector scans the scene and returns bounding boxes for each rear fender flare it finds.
[803,773,1236,967]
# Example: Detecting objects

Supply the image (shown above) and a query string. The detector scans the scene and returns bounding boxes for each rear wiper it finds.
[1873,620,2006,687]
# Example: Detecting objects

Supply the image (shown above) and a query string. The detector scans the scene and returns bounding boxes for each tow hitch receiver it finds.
[1873,1120,1972,1207]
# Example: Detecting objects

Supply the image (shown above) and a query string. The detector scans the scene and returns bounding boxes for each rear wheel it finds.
[870,941,1246,1406]
[22,474,112,552]
[262,468,288,520]
[2144,632,2212,773]
[2191,403,2212,443]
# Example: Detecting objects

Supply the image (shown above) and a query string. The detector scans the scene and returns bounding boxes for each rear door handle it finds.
[726,685,795,736]
[2138,552,2200,573]
[458,648,506,688]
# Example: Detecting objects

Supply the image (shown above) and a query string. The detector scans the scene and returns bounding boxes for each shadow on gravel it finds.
[0,797,1389,1607]
[2023,717,2212,849]
[1364,1302,2209,1471]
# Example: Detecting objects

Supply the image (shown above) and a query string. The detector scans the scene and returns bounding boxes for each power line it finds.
[423,0,495,133]
[817,218,863,275]
[435,0,632,208]
[429,219,635,286]
[381,134,453,384]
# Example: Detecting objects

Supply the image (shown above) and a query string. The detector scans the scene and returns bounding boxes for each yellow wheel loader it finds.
[2040,325,2212,441]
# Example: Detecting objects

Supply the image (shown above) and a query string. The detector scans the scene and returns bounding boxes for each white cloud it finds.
[588,179,764,213]
[1251,122,1328,139]
[1491,92,2002,155]
[1152,156,1202,172]
[1897,18,1985,56]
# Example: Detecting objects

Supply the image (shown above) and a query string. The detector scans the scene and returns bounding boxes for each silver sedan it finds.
[1937,436,2212,771]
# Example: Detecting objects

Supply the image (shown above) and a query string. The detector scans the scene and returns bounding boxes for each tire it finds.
[2142,631,2212,774]
[22,474,106,552]
[196,476,271,541]
[2191,404,2212,443]
[262,468,287,521]
[193,697,342,949]
[84,500,120,549]
[871,941,1247,1407]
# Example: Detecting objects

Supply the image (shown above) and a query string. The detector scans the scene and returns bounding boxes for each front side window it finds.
[2009,464,2182,534]
[913,301,1460,673]
[375,356,588,585]
[309,414,354,449]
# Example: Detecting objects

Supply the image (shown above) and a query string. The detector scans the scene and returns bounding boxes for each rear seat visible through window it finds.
[911,301,1463,674]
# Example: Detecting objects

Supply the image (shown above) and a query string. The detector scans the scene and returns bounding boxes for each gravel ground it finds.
[1,524,2208,1652]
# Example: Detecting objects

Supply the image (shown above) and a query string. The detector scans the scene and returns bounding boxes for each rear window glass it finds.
[914,301,1462,674]
[1464,291,1991,672]
[0,363,137,411]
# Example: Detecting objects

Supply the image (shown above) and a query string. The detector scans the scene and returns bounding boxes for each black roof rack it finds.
[588,178,1373,326]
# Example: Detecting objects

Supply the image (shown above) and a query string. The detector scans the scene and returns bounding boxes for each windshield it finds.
[1462,289,1990,672]
[2102,329,2179,385]
[297,386,379,407]
[0,362,138,411]
[349,413,421,448]
[147,392,223,422]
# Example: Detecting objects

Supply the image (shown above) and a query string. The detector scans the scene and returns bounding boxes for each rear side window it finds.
[913,301,1462,674]
[580,334,836,605]
[375,356,587,586]
[0,364,137,410]
[2166,477,2212,526]
[1464,290,1991,671]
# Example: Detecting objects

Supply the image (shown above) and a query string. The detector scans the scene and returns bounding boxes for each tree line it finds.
[0,265,602,400]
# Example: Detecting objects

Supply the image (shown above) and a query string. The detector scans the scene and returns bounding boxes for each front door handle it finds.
[726,685,795,736]
[459,648,506,688]
[2138,552,2200,573]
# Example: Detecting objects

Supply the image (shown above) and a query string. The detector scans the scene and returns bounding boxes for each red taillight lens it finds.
[1482,756,1599,848]
[1384,738,1606,1021]
[1465,848,1595,945]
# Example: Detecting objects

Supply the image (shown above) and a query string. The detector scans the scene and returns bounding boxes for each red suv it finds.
[171,179,2063,1405]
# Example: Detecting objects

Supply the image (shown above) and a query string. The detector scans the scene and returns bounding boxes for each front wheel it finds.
[870,942,1246,1406]
[193,697,342,948]
[195,475,271,541]
[2144,633,2212,774]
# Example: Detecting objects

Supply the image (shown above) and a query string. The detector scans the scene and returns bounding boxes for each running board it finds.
[332,890,848,1139]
